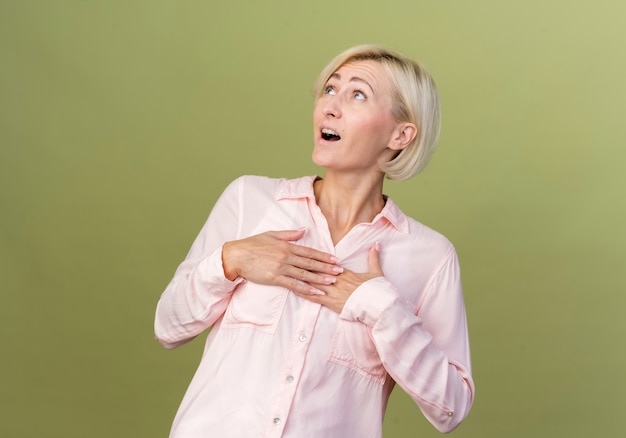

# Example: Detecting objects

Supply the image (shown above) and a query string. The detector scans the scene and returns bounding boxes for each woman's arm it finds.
[296,244,474,432]
[342,248,474,433]
[155,176,342,349]
[154,178,245,349]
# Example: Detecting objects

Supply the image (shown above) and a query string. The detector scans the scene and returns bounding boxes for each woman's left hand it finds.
[293,243,384,314]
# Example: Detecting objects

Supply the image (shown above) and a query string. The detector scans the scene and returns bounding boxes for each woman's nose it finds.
[322,97,341,118]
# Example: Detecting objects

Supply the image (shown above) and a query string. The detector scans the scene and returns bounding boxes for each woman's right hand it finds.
[221,229,342,296]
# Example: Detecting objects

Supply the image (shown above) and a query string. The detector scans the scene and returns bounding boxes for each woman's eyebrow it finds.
[329,72,375,93]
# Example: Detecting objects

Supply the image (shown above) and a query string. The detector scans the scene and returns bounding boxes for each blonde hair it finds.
[313,45,441,180]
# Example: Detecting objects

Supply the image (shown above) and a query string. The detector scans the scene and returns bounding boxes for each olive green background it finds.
[1,1,624,437]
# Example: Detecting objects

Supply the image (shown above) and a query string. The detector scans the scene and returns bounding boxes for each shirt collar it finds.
[276,176,409,233]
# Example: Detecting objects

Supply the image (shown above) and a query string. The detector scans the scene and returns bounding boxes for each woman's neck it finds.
[314,171,386,245]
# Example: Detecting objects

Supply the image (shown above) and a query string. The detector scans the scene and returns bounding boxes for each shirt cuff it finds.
[196,245,246,292]
[340,277,400,326]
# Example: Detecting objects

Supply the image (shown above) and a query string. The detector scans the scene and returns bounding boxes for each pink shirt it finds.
[155,175,474,437]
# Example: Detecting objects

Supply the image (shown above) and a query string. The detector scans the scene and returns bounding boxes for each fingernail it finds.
[330,255,339,263]
[332,266,344,274]
[310,287,326,296]
[325,277,337,284]
[374,242,381,251]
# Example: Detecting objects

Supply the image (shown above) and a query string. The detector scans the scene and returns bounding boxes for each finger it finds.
[285,278,327,296]
[290,243,340,265]
[368,242,384,276]
[283,265,337,285]
[290,254,343,276]
[268,229,339,265]
[269,228,307,242]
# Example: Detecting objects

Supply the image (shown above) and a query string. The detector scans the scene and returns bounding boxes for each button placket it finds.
[264,277,323,437]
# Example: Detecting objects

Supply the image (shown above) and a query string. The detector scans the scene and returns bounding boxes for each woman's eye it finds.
[353,90,366,100]
[324,86,336,95]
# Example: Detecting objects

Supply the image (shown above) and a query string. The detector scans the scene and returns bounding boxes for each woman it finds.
[155,45,474,437]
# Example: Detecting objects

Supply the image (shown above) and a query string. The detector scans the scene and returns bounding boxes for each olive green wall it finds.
[2,1,624,437]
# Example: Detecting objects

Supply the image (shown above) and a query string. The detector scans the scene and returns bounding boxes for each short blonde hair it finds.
[313,45,441,181]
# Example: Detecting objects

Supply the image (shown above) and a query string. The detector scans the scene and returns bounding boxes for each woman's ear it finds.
[388,122,418,151]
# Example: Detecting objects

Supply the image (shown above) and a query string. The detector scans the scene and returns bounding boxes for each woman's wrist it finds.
[221,241,240,281]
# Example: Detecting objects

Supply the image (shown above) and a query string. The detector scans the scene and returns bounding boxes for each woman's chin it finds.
[311,150,332,168]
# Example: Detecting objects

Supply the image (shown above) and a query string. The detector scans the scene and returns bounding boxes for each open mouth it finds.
[321,128,341,141]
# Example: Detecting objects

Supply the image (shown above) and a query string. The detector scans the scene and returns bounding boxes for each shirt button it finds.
[286,375,294,383]
[273,417,281,425]
[447,411,454,417]
[299,334,307,342]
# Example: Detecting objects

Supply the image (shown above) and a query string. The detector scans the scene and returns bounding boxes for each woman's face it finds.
[312,60,402,176]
